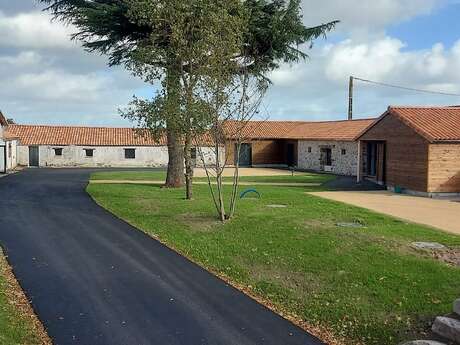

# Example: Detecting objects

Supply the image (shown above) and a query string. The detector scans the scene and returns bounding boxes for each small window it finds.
[54,148,63,156]
[341,149,346,155]
[191,148,197,159]
[85,149,94,157]
[125,148,136,159]
[307,147,312,153]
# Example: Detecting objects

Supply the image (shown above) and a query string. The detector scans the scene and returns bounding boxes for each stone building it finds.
[224,119,375,176]
[5,124,217,168]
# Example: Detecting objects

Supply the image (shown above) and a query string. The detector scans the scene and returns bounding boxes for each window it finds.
[8,143,12,158]
[307,147,312,153]
[341,149,346,155]
[191,148,197,159]
[85,149,94,157]
[54,148,63,156]
[125,148,136,159]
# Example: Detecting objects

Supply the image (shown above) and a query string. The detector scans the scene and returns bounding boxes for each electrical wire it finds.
[353,76,460,97]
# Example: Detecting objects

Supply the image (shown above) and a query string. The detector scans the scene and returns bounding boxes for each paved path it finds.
[0,169,323,345]
[91,179,321,187]
[309,191,460,235]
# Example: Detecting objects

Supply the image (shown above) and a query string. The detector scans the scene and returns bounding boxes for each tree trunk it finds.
[165,128,185,188]
[164,63,185,188]
[184,133,194,199]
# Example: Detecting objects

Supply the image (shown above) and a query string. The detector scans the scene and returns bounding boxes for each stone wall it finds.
[297,141,358,176]
[17,145,222,168]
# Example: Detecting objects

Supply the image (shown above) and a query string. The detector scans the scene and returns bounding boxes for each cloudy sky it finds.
[1,0,460,126]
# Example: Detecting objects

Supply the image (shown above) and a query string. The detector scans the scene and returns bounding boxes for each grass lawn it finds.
[87,171,460,345]
[0,249,50,345]
[90,170,336,185]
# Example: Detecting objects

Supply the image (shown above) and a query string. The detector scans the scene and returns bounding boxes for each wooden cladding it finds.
[360,113,429,192]
[225,140,296,166]
[428,144,460,193]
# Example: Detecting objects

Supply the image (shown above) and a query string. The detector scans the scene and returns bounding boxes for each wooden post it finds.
[357,140,362,183]
[348,76,353,120]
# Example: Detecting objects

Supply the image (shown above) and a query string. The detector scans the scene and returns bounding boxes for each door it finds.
[320,148,332,171]
[29,146,39,167]
[366,142,386,184]
[0,145,5,173]
[286,143,295,167]
[236,143,252,166]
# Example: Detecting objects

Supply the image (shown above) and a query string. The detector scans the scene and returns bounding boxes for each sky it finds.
[1,1,460,126]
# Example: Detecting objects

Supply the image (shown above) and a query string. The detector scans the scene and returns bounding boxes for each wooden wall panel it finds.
[360,114,429,192]
[225,140,286,166]
[428,144,460,193]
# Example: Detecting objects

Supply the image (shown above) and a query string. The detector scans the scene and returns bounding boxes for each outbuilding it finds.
[356,106,460,196]
[5,124,218,168]
[224,118,375,176]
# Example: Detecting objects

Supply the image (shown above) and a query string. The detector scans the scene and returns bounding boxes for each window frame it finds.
[124,148,136,159]
[84,148,95,158]
[53,147,63,156]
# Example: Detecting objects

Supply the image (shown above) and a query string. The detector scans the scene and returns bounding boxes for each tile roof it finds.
[357,106,460,142]
[223,121,302,140]
[285,119,376,141]
[389,106,460,142]
[6,118,378,146]
[223,119,376,141]
[5,125,167,146]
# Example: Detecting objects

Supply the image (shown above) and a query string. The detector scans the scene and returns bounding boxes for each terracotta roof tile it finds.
[286,119,376,141]
[5,125,167,146]
[7,118,378,146]
[223,121,301,139]
[388,106,460,142]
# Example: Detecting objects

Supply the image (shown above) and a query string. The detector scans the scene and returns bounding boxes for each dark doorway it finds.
[366,141,386,183]
[286,143,295,167]
[29,146,39,167]
[236,143,252,167]
[320,147,332,170]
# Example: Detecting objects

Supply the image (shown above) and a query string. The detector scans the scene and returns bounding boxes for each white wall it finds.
[17,145,223,168]
[0,142,4,173]
[6,140,18,170]
[0,139,18,172]
[297,141,358,176]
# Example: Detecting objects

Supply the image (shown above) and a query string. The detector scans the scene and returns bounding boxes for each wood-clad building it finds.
[357,106,460,195]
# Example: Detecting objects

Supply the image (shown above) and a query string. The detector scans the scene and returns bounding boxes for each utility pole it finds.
[348,76,353,120]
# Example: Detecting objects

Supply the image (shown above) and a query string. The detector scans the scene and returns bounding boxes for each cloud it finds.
[266,36,460,120]
[0,11,77,49]
[302,0,443,36]
[0,2,459,126]
[325,38,460,86]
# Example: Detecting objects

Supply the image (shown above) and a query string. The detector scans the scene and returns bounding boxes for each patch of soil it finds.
[431,248,460,267]
[178,213,222,232]
[411,245,460,267]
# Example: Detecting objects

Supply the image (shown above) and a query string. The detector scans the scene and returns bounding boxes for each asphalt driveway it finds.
[0,169,323,345]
